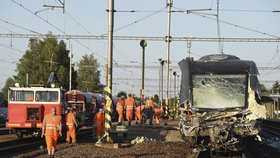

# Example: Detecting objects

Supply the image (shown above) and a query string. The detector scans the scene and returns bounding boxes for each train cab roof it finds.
[178,54,261,105]
[9,86,61,91]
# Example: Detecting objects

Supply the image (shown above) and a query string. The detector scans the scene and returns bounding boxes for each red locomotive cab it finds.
[6,85,65,139]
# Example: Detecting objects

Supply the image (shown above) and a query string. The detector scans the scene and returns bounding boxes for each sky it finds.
[0,0,280,97]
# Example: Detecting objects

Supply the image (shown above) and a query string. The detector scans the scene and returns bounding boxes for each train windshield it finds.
[9,89,59,102]
[35,91,59,102]
[192,74,246,109]
[9,90,34,101]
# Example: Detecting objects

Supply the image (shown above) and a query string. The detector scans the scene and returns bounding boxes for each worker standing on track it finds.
[116,95,126,125]
[145,96,154,126]
[65,107,78,145]
[94,108,105,140]
[125,93,136,126]
[41,107,62,158]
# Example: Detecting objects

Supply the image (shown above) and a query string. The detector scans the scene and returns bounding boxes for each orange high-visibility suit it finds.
[135,105,145,123]
[125,97,135,124]
[94,110,105,138]
[44,114,62,151]
[65,111,77,143]
[153,108,163,125]
[145,98,154,125]
[116,99,125,123]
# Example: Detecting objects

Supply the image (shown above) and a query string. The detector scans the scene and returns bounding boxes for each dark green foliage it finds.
[1,35,76,93]
[1,77,15,101]
[77,54,101,92]
[153,94,159,103]
[117,91,127,98]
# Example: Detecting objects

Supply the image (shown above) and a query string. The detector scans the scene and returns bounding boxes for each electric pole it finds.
[165,0,172,115]
[101,0,114,144]
[69,43,72,91]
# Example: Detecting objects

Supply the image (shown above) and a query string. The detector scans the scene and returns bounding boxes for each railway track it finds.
[0,128,9,135]
[0,128,92,157]
[238,119,280,158]
[2,119,280,158]
[259,119,280,138]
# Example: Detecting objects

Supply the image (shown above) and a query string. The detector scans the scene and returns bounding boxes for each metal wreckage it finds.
[178,54,266,152]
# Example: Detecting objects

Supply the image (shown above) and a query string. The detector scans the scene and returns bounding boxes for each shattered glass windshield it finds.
[192,74,246,109]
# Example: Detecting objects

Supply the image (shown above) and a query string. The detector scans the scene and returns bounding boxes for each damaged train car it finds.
[178,54,266,152]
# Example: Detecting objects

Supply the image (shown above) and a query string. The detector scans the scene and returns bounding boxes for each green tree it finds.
[260,83,267,92]
[14,35,71,89]
[77,54,100,92]
[1,77,15,101]
[272,81,280,94]
[117,91,127,98]
[272,81,280,88]
[153,94,159,103]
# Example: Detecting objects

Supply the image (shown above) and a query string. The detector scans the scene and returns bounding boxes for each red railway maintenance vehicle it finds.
[6,83,66,139]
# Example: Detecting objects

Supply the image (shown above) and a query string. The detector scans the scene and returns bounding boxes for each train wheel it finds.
[13,129,23,139]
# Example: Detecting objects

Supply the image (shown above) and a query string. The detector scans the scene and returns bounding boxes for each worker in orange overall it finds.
[135,103,145,125]
[125,93,136,126]
[41,107,62,158]
[145,96,154,126]
[116,95,125,125]
[94,108,105,140]
[153,106,163,125]
[65,107,78,144]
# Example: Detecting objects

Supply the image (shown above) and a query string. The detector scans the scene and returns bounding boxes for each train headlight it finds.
[15,83,20,87]
[51,84,55,88]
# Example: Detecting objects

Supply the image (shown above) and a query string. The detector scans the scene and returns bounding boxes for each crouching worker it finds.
[41,107,62,158]
[65,107,78,145]
[94,108,105,140]
[153,107,163,125]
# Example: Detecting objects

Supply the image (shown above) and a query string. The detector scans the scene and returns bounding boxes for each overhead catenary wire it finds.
[0,43,25,54]
[211,9,280,13]
[64,10,124,63]
[10,0,106,61]
[265,40,280,68]
[172,6,280,39]
[261,39,280,79]
[0,25,17,34]
[194,13,280,39]
[63,6,168,63]
[0,18,43,35]
[101,7,167,36]
[106,8,280,13]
